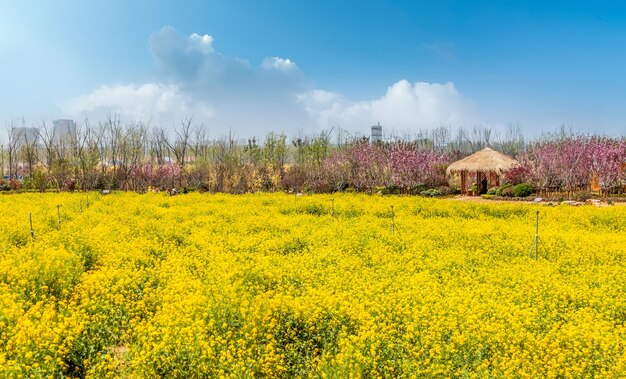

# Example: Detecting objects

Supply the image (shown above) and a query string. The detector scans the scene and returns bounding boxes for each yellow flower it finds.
[0,192,625,377]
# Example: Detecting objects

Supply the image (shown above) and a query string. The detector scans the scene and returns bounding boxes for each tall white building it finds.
[370,123,383,143]
[53,119,77,143]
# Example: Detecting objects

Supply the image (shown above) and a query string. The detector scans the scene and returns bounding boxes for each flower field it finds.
[1,193,625,378]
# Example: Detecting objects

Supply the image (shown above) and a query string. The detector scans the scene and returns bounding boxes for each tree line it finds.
[1,118,624,194]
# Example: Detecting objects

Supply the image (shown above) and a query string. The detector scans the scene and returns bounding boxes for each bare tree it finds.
[0,144,5,178]
[497,122,525,157]
[150,128,172,165]
[20,124,39,178]
[190,124,210,162]
[73,120,102,190]
[106,114,123,188]
[6,122,19,179]
[37,121,56,185]
[117,123,148,190]
[165,117,194,167]
[431,125,451,151]
[262,132,287,190]
[213,129,243,192]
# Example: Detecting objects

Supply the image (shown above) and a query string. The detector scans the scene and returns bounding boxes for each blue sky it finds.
[1,0,625,138]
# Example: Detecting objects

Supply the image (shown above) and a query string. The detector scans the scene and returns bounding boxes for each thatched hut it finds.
[446,147,519,195]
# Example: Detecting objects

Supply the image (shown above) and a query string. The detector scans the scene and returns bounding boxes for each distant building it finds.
[53,119,77,143]
[11,127,39,148]
[370,123,383,143]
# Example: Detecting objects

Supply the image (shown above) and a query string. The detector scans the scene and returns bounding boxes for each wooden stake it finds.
[534,210,539,259]
[29,212,35,239]
[529,210,541,259]
[391,205,395,235]
[57,205,61,230]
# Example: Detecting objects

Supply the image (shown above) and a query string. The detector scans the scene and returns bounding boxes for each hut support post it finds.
[460,171,467,195]
[476,172,481,195]
[489,172,498,188]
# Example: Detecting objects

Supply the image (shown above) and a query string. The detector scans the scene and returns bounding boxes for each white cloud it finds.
[61,83,213,126]
[262,56,297,71]
[61,26,476,137]
[298,80,475,133]
[297,89,346,128]
[187,33,214,54]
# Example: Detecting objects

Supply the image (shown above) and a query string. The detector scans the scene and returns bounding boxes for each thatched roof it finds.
[446,147,519,175]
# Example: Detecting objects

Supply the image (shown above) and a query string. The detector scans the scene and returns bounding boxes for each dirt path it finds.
[450,196,626,206]
[451,196,538,204]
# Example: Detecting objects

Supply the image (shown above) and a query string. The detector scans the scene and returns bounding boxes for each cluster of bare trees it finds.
[0,117,295,192]
[2,116,184,191]
[397,123,526,157]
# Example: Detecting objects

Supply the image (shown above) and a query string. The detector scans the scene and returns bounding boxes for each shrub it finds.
[500,186,514,197]
[31,169,50,192]
[197,182,211,193]
[384,185,400,195]
[409,184,428,195]
[486,188,498,195]
[495,184,514,197]
[574,191,594,202]
[505,165,531,185]
[512,183,533,198]
[420,188,443,197]
[66,179,76,192]
[436,186,456,196]
[2,179,22,191]
[282,166,307,192]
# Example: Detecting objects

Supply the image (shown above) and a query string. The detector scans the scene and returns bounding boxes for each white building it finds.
[53,119,77,143]
[370,123,383,143]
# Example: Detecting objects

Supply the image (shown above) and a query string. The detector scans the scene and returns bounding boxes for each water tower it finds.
[370,122,382,143]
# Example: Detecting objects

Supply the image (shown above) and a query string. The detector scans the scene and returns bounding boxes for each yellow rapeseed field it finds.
[0,192,625,378]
